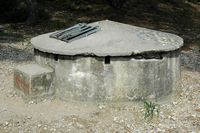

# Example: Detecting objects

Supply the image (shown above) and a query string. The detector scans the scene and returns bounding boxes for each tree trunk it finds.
[0,25,3,32]
[26,0,38,25]
[106,0,126,8]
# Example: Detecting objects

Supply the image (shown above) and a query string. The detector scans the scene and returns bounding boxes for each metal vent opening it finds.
[105,56,110,64]
[49,23,100,43]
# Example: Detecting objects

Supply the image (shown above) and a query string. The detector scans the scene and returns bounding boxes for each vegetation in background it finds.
[0,0,200,49]
[0,0,27,23]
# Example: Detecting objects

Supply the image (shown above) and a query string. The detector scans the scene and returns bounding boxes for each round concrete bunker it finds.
[31,20,183,101]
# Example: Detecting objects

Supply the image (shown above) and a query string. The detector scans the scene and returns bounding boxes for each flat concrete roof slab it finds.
[31,20,183,56]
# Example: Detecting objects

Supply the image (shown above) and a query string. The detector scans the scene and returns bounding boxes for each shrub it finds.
[0,0,28,23]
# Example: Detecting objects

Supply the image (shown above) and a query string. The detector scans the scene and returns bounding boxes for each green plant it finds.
[143,100,160,121]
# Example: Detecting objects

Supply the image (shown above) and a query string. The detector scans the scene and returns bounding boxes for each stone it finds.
[14,64,53,101]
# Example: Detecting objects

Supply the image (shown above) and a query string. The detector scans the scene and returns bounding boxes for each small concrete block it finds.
[14,64,53,96]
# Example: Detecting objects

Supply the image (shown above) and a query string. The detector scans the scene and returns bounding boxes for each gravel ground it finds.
[0,42,200,132]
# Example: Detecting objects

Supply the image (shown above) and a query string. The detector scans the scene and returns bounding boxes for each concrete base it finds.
[34,49,181,102]
[14,64,54,102]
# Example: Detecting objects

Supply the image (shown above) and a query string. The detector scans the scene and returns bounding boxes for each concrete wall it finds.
[34,49,181,102]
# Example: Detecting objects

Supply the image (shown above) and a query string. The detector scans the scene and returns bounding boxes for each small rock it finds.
[113,117,118,122]
[157,128,163,132]
[5,122,9,126]
[28,101,34,104]
[6,93,14,98]
[119,119,124,123]
[172,102,177,105]
[192,114,196,117]
[171,116,176,121]
[0,107,7,113]
[98,104,106,110]
[76,122,84,129]
[26,116,32,119]
[50,128,56,132]
[195,108,200,112]
[37,124,41,127]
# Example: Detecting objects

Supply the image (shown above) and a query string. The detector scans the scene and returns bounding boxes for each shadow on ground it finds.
[0,43,33,62]
[0,26,33,62]
[0,29,25,43]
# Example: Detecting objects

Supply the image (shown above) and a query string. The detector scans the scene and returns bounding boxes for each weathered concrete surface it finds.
[31,20,183,57]
[34,49,57,68]
[29,20,183,102]
[14,64,54,101]
[50,51,181,101]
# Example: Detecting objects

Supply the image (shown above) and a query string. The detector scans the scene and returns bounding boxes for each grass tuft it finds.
[143,100,160,121]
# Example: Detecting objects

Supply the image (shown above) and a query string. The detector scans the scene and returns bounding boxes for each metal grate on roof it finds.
[49,23,100,43]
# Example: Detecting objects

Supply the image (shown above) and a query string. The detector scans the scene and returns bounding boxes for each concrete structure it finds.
[15,20,183,102]
[14,64,54,101]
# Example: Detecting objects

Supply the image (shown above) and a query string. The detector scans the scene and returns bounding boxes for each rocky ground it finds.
[0,41,200,132]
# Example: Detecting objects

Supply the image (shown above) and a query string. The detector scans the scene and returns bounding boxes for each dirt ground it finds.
[0,42,200,132]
